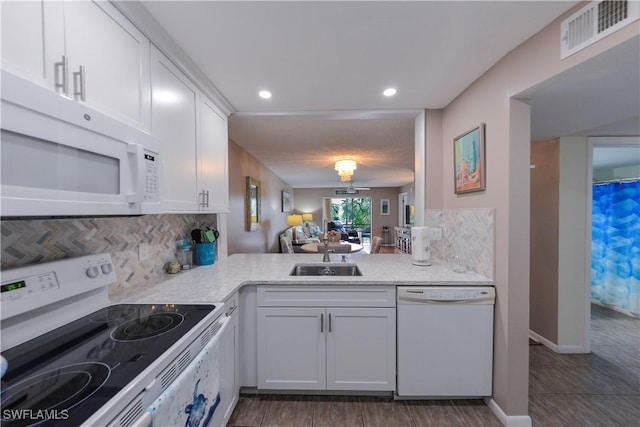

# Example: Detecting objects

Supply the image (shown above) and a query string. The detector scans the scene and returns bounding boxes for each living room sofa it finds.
[280,225,320,253]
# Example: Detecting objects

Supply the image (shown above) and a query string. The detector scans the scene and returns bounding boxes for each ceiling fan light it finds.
[335,158,357,181]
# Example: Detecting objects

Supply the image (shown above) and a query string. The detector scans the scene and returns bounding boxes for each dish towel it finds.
[147,329,221,427]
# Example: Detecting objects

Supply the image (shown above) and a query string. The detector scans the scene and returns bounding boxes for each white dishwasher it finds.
[397,286,495,398]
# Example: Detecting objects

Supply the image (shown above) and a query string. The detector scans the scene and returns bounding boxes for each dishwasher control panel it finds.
[397,286,495,303]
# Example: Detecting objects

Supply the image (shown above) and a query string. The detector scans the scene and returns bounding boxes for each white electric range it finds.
[0,253,227,427]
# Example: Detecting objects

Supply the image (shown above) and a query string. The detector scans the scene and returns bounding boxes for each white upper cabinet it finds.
[198,97,229,212]
[1,1,64,88]
[151,45,229,213]
[150,46,199,212]
[1,1,150,132]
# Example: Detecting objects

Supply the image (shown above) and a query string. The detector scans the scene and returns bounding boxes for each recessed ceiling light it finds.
[258,90,272,99]
[383,88,397,97]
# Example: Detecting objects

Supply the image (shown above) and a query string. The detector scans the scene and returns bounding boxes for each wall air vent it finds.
[561,0,639,59]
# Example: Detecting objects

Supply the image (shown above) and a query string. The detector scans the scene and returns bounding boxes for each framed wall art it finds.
[281,190,292,213]
[454,123,486,194]
[380,199,390,215]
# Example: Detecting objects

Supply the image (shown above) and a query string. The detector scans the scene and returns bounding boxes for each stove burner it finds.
[0,362,110,427]
[89,305,138,324]
[111,312,184,342]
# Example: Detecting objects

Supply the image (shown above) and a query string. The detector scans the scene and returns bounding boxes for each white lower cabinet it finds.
[258,307,326,390]
[326,307,396,390]
[256,286,396,392]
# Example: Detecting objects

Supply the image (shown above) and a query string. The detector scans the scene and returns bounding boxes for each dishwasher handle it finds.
[398,295,495,304]
[397,287,495,305]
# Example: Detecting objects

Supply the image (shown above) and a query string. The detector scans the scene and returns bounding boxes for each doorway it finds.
[588,139,640,349]
[322,197,372,245]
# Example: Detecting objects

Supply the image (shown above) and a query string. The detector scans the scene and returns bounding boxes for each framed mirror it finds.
[245,176,261,231]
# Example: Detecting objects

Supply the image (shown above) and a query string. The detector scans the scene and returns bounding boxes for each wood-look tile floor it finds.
[229,304,639,427]
[227,395,502,427]
[529,304,640,427]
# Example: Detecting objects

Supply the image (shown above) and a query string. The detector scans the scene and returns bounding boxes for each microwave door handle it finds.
[127,143,144,204]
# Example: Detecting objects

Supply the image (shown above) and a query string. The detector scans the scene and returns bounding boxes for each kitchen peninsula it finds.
[114,252,495,406]
[114,253,493,304]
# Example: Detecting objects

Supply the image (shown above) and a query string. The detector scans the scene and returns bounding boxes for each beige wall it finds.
[530,137,590,352]
[425,109,444,209]
[530,139,560,344]
[558,136,589,351]
[293,187,401,237]
[432,4,639,417]
[227,140,294,254]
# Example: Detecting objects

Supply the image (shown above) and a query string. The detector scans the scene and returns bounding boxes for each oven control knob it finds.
[86,266,100,278]
[101,263,113,275]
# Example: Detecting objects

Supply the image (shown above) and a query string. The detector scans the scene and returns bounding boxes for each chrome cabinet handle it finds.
[329,313,332,333]
[73,65,85,101]
[199,190,210,208]
[320,313,324,333]
[54,56,68,95]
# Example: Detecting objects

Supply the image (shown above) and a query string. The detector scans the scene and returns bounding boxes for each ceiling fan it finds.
[337,180,370,194]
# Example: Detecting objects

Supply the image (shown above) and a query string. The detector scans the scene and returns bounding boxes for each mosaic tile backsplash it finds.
[1,214,218,297]
[425,208,494,280]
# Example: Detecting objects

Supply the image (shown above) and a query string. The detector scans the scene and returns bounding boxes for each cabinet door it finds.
[257,307,326,390]
[198,97,229,212]
[1,1,64,89]
[63,1,151,131]
[326,307,396,391]
[150,46,199,212]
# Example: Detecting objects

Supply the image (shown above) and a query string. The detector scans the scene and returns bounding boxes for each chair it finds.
[371,236,383,254]
[361,226,371,244]
[327,221,361,244]
[280,234,294,254]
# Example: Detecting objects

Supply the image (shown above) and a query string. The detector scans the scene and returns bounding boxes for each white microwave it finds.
[1,72,161,217]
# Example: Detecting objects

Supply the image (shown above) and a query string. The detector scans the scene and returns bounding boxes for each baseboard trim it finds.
[557,344,588,354]
[529,330,588,354]
[529,330,559,352]
[485,397,532,427]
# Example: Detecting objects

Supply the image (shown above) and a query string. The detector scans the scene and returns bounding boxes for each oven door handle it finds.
[130,411,152,427]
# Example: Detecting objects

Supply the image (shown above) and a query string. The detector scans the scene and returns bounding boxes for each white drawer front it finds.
[257,286,395,307]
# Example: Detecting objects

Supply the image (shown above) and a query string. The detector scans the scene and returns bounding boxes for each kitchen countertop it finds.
[113,253,493,304]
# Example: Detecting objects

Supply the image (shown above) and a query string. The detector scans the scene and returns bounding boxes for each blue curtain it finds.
[592,180,640,316]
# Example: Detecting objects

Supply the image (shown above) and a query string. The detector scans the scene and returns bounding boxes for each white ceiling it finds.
[139,1,638,188]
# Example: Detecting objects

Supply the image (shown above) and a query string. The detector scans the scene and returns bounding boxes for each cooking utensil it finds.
[191,229,202,244]
[206,227,220,242]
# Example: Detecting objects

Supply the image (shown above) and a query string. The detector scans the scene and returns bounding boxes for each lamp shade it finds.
[286,214,303,226]
[302,213,313,221]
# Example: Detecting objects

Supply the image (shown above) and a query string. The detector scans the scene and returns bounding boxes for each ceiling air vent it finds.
[561,0,639,59]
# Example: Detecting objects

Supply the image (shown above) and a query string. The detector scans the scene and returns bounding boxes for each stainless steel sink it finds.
[290,263,362,276]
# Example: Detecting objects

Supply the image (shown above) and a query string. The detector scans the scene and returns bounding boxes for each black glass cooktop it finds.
[0,303,215,427]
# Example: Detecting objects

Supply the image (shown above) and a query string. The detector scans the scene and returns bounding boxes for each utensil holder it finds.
[195,242,215,265]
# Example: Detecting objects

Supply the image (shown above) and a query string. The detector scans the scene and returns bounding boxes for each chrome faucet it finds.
[322,236,334,262]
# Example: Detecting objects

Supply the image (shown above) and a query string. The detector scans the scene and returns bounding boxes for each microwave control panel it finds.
[144,150,160,203]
